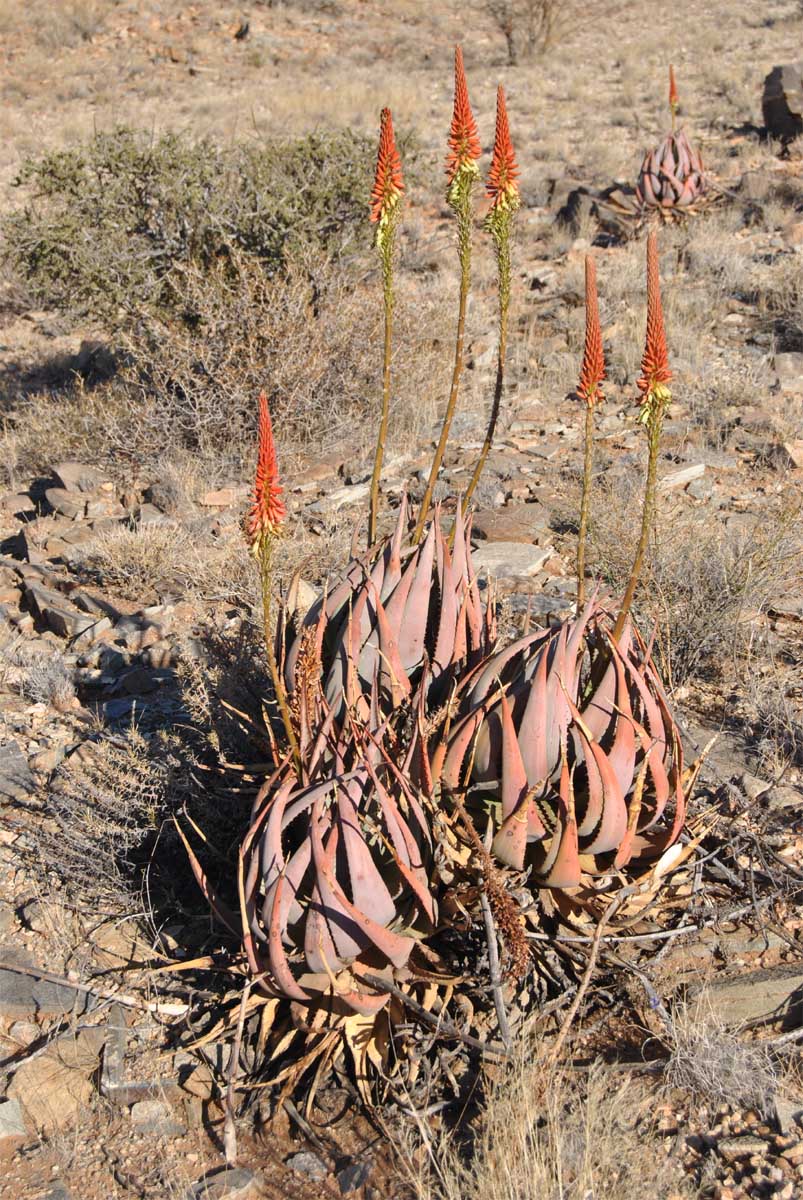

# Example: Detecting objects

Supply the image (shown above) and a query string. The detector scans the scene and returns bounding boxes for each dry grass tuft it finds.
[400,1046,691,1200]
[0,624,76,707]
[665,994,778,1116]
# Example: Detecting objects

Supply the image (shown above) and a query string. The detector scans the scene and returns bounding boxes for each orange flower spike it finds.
[370,107,404,227]
[669,64,679,129]
[669,64,678,110]
[638,232,672,399]
[577,255,605,406]
[445,45,481,190]
[487,85,520,213]
[247,392,286,555]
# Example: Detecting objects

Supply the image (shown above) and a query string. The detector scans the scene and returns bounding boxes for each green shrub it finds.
[3,126,377,327]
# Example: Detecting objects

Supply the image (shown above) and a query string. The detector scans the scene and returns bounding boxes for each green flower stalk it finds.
[368,107,404,546]
[462,84,520,515]
[247,392,300,770]
[575,255,606,606]
[613,232,672,642]
[413,45,481,544]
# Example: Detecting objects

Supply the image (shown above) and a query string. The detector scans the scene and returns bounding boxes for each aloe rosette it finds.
[283,497,496,719]
[240,721,436,1014]
[434,598,686,887]
[636,128,706,210]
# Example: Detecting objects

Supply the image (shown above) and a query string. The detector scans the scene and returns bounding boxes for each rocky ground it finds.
[1,2,803,1198]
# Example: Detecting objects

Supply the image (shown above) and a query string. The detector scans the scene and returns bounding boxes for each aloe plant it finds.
[282,497,496,719]
[434,598,686,885]
[240,717,437,1014]
[636,67,707,212]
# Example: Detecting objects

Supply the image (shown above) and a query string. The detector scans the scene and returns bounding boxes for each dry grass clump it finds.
[586,478,803,691]
[401,1049,691,1200]
[665,994,778,1116]
[0,0,105,49]
[0,624,75,707]
[74,524,206,602]
[29,728,186,912]
[9,250,449,469]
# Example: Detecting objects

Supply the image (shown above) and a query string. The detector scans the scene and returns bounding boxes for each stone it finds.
[703,966,803,1028]
[186,1167,259,1200]
[784,439,803,469]
[338,1161,371,1193]
[0,740,35,802]
[24,583,97,640]
[8,1027,105,1132]
[658,463,706,491]
[286,1151,328,1181]
[53,462,110,493]
[44,488,85,520]
[130,1098,185,1137]
[472,543,555,580]
[762,64,803,143]
[0,1098,27,1140]
[769,596,803,622]
[85,496,127,521]
[718,1135,770,1163]
[308,483,371,513]
[764,784,803,812]
[199,486,249,508]
[0,945,88,1016]
[775,352,803,393]
[471,503,552,545]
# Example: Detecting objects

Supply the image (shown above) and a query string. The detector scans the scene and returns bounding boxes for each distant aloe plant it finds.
[636,66,707,212]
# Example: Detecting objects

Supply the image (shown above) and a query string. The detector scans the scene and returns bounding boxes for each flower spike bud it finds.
[636,232,672,424]
[577,255,606,407]
[370,107,404,250]
[486,85,520,214]
[669,64,679,126]
[247,391,286,556]
[445,45,481,204]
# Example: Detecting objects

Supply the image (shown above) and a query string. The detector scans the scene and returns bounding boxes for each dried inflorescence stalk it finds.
[463,84,521,515]
[368,107,405,545]
[575,255,606,605]
[414,45,481,543]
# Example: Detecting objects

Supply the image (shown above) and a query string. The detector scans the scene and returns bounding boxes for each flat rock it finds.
[0,1098,26,1140]
[130,1098,185,1137]
[8,1026,104,1133]
[286,1151,327,1180]
[769,595,803,621]
[471,503,552,544]
[307,483,370,513]
[0,741,36,802]
[658,463,706,491]
[186,1168,260,1200]
[703,965,803,1028]
[25,583,97,639]
[0,944,89,1016]
[718,1135,770,1163]
[53,462,110,493]
[472,542,555,580]
[784,438,803,469]
[45,488,85,520]
[199,486,249,508]
[775,351,803,393]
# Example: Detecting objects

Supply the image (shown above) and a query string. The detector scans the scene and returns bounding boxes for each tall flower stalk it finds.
[368,107,404,546]
[669,64,679,133]
[413,45,481,543]
[247,392,299,768]
[575,255,606,607]
[462,84,520,514]
[613,233,672,641]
